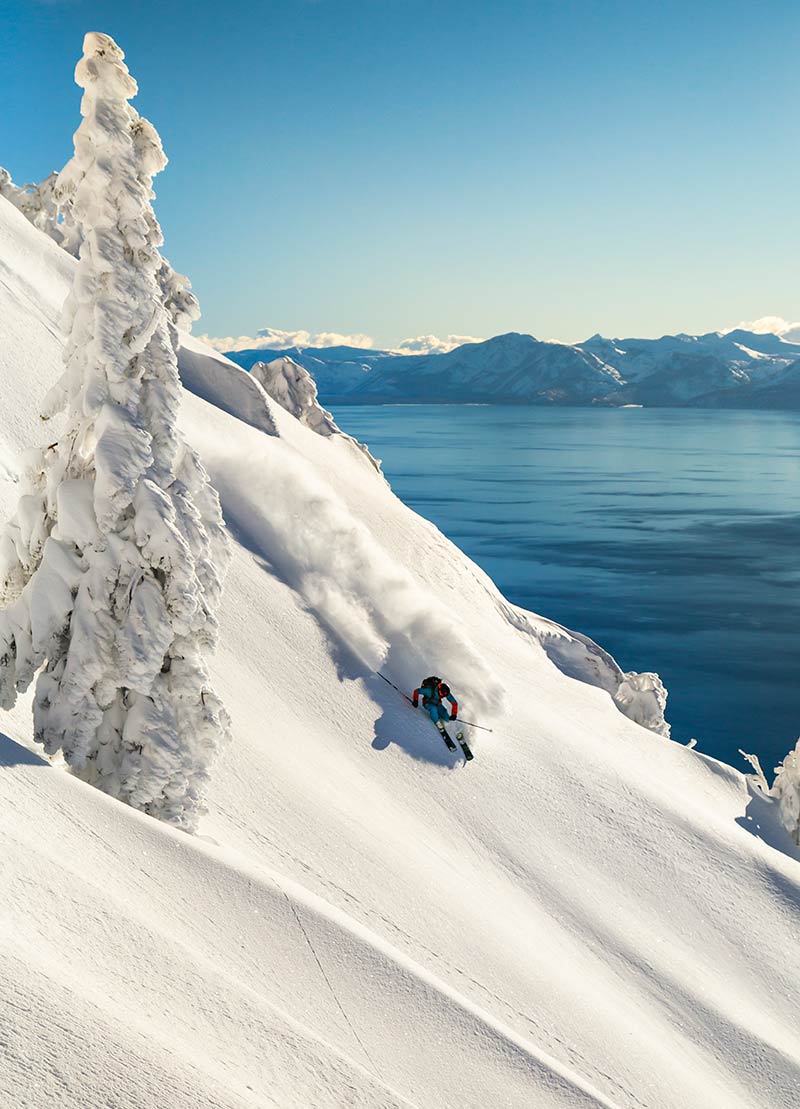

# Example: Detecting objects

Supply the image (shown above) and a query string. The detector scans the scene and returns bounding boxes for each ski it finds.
[437,721,474,762]
[435,720,459,753]
[455,730,474,761]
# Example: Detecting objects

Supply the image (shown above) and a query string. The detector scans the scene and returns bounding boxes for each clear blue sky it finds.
[2,0,799,346]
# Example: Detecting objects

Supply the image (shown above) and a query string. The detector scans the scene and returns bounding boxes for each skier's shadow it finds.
[368,679,457,768]
[303,622,457,766]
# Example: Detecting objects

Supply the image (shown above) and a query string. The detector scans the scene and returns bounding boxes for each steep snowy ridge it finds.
[178,333,279,438]
[2,193,800,1109]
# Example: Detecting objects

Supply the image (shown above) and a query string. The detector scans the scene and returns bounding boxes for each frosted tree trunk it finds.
[0,32,231,831]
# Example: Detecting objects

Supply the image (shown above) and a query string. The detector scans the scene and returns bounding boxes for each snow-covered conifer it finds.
[0,32,230,830]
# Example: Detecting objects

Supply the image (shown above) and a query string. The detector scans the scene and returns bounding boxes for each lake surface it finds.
[331,405,800,774]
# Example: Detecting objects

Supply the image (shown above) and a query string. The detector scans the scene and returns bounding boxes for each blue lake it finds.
[331,405,800,774]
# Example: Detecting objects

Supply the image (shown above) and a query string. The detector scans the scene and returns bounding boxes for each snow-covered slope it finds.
[178,332,279,437]
[2,195,800,1109]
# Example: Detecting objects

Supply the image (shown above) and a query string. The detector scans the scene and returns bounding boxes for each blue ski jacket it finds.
[412,681,458,718]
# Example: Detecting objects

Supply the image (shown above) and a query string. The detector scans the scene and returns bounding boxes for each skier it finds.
[412,676,458,731]
[401,674,473,760]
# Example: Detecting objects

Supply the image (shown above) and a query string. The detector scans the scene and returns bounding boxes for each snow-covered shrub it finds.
[771,739,800,845]
[251,356,382,471]
[0,32,230,831]
[739,749,769,792]
[0,167,72,246]
[251,357,340,436]
[613,671,670,738]
[524,609,671,738]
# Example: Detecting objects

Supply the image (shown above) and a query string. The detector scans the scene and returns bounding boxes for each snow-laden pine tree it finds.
[0,32,231,830]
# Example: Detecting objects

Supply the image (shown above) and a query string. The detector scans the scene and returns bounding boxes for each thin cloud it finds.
[731,316,800,342]
[198,327,376,353]
[391,334,484,355]
[199,327,485,356]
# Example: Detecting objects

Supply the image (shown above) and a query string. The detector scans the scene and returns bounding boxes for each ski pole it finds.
[376,671,414,703]
[454,717,493,733]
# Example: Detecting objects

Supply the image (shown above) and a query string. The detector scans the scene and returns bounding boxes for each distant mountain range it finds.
[225,329,800,408]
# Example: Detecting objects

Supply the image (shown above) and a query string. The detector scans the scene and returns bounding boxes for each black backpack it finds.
[422,676,441,691]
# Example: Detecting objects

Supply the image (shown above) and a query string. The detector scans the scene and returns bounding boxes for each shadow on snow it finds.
[736,783,800,866]
[0,731,48,768]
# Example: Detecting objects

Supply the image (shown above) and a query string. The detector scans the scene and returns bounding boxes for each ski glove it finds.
[450,711,457,721]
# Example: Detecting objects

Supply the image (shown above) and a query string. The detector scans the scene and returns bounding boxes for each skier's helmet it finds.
[438,682,450,696]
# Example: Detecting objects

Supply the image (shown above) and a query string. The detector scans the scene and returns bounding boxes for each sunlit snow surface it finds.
[1,196,799,1108]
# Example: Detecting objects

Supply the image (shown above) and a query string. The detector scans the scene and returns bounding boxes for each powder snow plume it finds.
[191,420,505,718]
